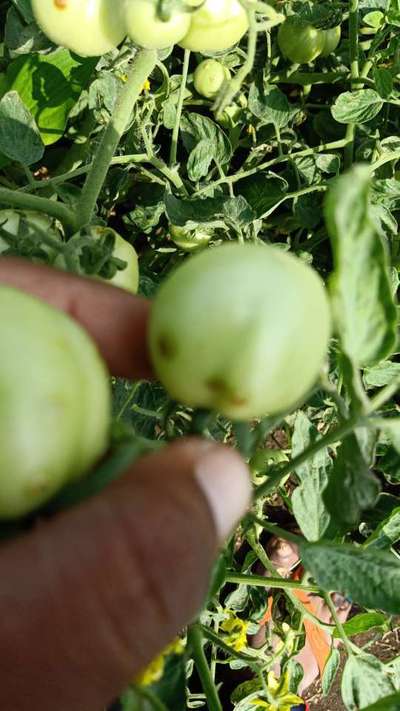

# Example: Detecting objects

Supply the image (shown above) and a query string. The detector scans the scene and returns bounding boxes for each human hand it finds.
[0,259,251,711]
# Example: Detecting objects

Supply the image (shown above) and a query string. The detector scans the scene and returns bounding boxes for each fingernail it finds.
[194,446,251,542]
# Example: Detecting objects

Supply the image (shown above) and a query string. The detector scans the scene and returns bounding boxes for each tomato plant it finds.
[1,0,400,709]
[0,285,111,519]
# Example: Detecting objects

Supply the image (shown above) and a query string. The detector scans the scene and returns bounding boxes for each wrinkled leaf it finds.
[325,165,397,367]
[301,542,400,614]
[342,654,396,710]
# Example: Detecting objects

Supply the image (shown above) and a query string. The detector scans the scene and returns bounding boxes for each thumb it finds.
[0,438,250,711]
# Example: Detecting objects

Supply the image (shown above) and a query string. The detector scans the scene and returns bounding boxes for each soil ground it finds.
[305,625,400,711]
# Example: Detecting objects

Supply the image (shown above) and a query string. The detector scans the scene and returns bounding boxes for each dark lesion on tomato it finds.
[157,333,177,360]
[206,376,247,407]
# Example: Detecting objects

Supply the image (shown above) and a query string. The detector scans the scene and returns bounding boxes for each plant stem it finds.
[200,624,259,666]
[344,0,360,169]
[170,49,190,167]
[196,138,350,196]
[323,592,353,656]
[254,416,358,501]
[225,572,320,593]
[248,515,302,544]
[77,49,157,229]
[187,625,222,711]
[0,187,77,232]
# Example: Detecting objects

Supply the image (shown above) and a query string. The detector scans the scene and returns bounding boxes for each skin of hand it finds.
[0,258,251,711]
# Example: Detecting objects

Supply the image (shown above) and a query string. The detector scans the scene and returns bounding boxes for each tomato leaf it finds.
[0,90,44,165]
[361,694,400,711]
[331,90,384,124]
[365,505,400,550]
[322,648,340,696]
[323,433,380,528]
[333,612,387,638]
[325,165,397,367]
[291,411,333,541]
[5,49,96,145]
[341,654,396,710]
[300,542,400,614]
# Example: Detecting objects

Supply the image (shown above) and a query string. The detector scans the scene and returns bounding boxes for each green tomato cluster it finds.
[0,286,111,519]
[278,16,341,64]
[32,0,249,56]
[149,243,331,421]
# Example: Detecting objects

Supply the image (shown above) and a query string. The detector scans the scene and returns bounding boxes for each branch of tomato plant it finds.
[322,592,357,656]
[19,154,149,193]
[195,138,351,196]
[187,624,223,711]
[170,49,191,167]
[213,6,258,117]
[271,71,373,86]
[344,0,360,168]
[225,572,320,594]
[76,49,158,230]
[0,187,77,233]
[200,624,261,668]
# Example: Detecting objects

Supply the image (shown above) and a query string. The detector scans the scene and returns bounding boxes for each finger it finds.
[0,257,152,379]
[0,438,250,711]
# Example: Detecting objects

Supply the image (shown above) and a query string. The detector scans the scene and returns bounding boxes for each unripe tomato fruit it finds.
[278,16,325,64]
[149,244,331,420]
[0,286,111,519]
[169,225,211,252]
[320,25,341,56]
[179,0,249,53]
[89,227,139,294]
[124,0,190,49]
[194,59,231,99]
[31,0,126,57]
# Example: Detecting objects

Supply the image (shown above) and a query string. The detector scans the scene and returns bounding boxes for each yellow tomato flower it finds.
[134,638,185,687]
[220,611,249,652]
[250,671,304,710]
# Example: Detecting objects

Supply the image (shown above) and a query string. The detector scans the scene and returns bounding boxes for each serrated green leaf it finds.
[301,542,400,614]
[323,434,380,527]
[291,411,332,541]
[342,654,396,710]
[325,165,397,367]
[0,91,43,165]
[333,612,386,637]
[322,648,340,696]
[5,49,96,145]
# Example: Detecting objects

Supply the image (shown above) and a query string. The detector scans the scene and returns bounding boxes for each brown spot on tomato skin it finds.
[55,0,68,8]
[157,334,177,360]
[206,377,248,407]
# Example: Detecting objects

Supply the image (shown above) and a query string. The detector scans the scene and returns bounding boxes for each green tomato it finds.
[0,210,61,262]
[149,243,331,421]
[179,0,249,53]
[0,285,111,519]
[31,0,126,57]
[194,59,231,99]
[90,227,139,294]
[124,0,190,49]
[320,25,341,57]
[169,225,211,252]
[278,16,325,64]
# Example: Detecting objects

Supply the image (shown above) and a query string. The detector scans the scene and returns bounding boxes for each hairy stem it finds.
[77,49,157,229]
